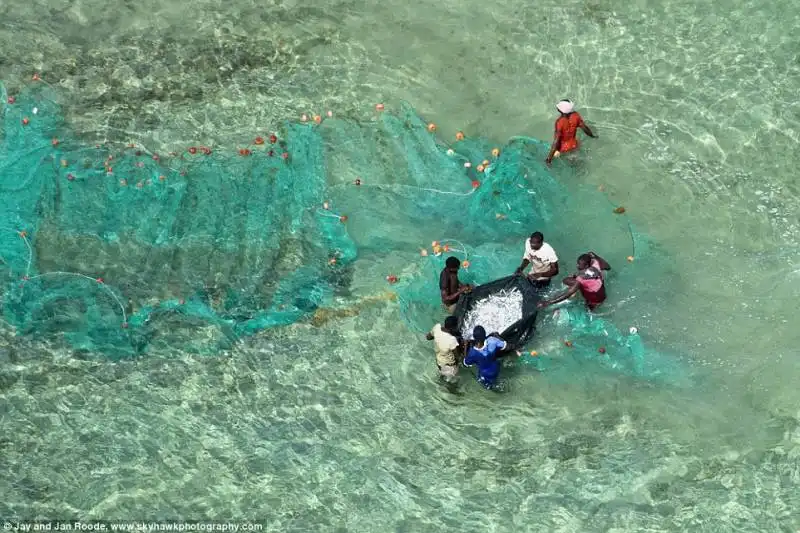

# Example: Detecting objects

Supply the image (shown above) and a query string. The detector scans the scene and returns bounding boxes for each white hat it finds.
[556,100,574,114]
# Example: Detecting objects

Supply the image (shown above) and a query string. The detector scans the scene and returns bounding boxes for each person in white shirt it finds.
[514,231,559,289]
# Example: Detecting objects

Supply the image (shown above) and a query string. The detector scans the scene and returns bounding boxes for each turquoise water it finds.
[1,0,799,530]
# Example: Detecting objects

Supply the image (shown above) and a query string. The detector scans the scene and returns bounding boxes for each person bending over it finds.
[463,326,513,390]
[426,316,464,382]
[440,256,472,313]
[537,252,611,311]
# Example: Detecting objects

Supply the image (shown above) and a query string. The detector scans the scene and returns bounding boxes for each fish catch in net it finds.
[454,275,541,351]
[460,288,523,340]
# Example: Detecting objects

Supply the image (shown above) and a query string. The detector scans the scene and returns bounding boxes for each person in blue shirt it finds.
[463,325,512,390]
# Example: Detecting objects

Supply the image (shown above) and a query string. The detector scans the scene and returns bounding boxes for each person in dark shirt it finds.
[439,256,472,313]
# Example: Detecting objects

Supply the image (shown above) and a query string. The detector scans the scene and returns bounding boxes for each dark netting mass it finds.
[453,275,541,352]
[1,82,667,371]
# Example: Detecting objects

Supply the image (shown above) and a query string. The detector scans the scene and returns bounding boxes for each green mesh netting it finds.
[1,82,671,378]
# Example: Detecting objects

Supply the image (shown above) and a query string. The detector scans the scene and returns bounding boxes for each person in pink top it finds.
[537,252,611,311]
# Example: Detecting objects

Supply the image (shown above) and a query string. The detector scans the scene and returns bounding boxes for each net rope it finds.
[1,81,669,380]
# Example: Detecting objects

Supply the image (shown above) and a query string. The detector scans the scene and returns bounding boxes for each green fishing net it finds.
[1,82,670,378]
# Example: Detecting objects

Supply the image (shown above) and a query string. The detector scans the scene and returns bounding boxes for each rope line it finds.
[20,272,128,324]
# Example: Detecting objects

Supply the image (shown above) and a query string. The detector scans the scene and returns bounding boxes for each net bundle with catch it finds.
[454,275,541,352]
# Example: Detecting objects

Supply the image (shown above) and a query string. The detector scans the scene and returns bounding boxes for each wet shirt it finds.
[576,259,604,293]
[464,336,507,387]
[523,241,558,280]
[576,259,606,309]
[554,112,585,153]
[430,323,459,367]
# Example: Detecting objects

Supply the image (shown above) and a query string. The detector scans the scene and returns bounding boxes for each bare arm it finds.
[588,251,611,270]
[442,284,470,305]
[538,283,580,308]
[538,261,560,279]
[545,127,562,165]
[579,119,597,138]
[515,258,530,274]
[441,288,460,305]
[458,340,469,360]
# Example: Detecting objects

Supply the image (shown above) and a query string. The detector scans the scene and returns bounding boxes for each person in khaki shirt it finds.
[426,316,463,382]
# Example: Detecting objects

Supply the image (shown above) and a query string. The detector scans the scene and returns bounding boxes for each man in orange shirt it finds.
[545,99,597,165]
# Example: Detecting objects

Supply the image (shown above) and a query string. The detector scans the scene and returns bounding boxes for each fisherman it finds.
[463,326,513,390]
[537,251,611,311]
[545,99,597,165]
[426,315,464,382]
[440,256,472,313]
[514,231,559,290]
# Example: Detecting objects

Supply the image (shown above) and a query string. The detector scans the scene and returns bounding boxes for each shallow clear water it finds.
[1,0,799,530]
